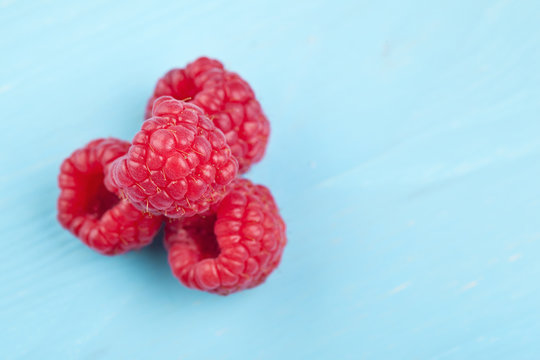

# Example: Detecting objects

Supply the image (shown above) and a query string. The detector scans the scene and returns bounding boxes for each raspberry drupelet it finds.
[145,57,270,174]
[109,97,238,218]
[57,138,162,255]
[165,178,287,295]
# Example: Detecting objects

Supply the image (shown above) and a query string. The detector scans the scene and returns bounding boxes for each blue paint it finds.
[1,0,540,359]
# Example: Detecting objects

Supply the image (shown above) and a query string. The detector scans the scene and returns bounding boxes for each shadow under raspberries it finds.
[125,223,221,303]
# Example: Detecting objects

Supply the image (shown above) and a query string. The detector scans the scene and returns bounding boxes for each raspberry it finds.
[109,97,238,218]
[57,138,162,255]
[165,178,286,295]
[145,57,270,173]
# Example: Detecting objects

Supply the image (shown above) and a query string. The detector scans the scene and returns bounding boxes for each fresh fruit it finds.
[146,57,270,173]
[57,138,162,255]
[165,178,286,295]
[109,97,238,218]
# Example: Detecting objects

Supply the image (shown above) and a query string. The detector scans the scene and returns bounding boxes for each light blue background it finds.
[1,1,540,359]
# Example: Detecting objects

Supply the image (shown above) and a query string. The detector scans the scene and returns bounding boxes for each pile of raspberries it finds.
[57,57,287,295]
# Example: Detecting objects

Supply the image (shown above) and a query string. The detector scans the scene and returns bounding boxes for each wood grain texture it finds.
[1,0,540,359]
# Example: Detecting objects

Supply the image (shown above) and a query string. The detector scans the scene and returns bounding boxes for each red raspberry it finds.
[57,138,162,255]
[165,178,287,295]
[109,97,238,218]
[145,57,270,174]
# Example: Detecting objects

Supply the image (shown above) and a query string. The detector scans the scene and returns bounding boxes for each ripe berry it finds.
[146,57,270,173]
[57,138,162,255]
[109,97,238,218]
[165,178,286,295]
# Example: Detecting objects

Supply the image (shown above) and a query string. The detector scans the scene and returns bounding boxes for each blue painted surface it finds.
[1,0,540,359]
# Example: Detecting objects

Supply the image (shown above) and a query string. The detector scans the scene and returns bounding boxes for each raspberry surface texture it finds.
[145,57,270,173]
[57,138,162,255]
[165,178,287,295]
[109,97,238,218]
